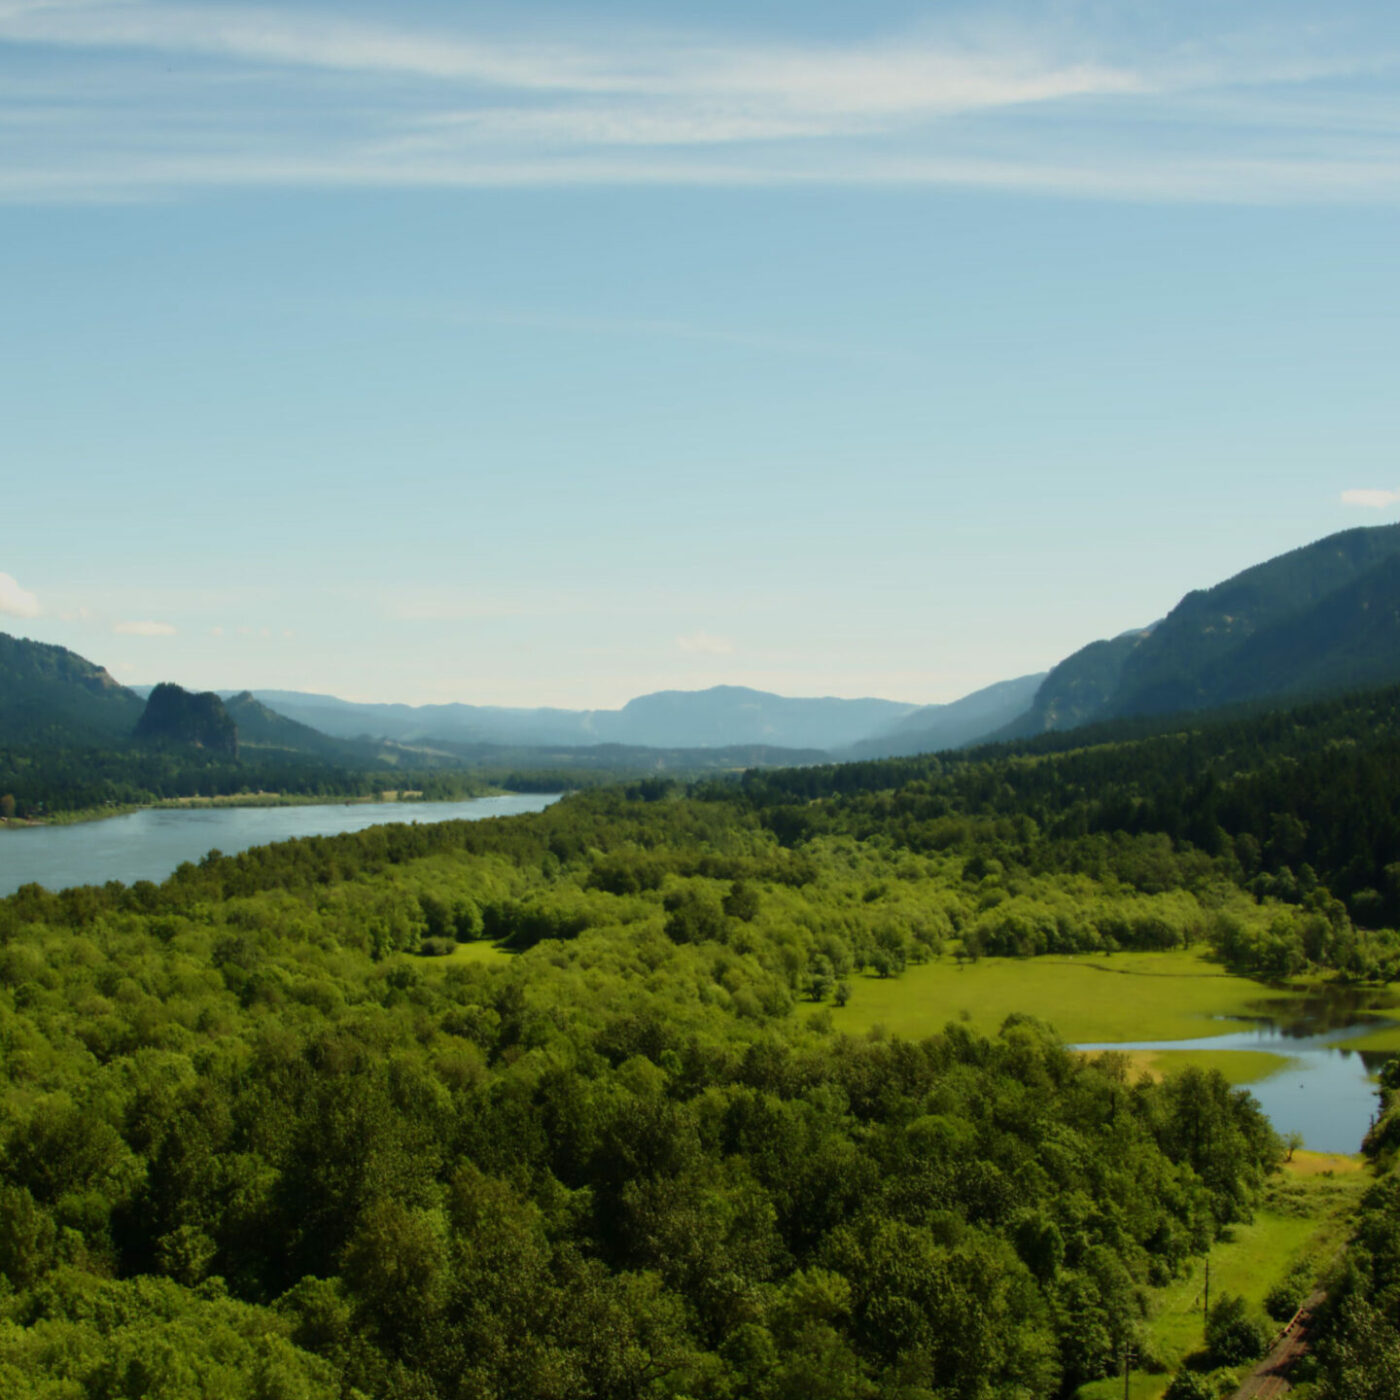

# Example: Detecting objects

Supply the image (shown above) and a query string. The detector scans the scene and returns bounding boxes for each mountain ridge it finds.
[1002,523,1400,738]
[246,683,919,753]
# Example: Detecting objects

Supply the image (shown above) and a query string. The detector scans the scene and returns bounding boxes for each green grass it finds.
[1108,1048,1297,1087]
[1075,1160,1368,1400]
[1333,1022,1400,1053]
[829,948,1296,1044]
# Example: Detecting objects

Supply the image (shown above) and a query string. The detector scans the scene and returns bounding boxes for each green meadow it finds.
[828,947,1296,1044]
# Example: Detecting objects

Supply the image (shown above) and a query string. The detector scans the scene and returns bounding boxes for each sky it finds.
[2,0,1399,708]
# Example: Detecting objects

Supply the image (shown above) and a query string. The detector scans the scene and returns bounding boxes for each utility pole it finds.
[1123,1339,1133,1400]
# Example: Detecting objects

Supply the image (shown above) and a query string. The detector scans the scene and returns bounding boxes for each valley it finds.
[4,525,1400,1398]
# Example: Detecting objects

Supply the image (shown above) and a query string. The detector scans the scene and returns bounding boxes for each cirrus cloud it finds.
[1,3,1398,204]
[114,619,177,636]
[0,571,41,618]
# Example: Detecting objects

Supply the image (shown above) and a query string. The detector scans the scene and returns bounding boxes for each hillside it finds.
[0,632,145,743]
[223,690,403,764]
[843,672,1045,758]
[1006,523,1400,736]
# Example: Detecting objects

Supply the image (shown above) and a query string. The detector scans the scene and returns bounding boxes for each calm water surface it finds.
[0,793,562,897]
[1078,991,1398,1153]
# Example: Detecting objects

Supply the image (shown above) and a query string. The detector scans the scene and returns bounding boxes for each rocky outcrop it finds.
[134,683,238,757]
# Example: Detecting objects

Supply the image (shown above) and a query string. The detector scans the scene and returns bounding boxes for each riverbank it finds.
[0,786,502,830]
[0,791,564,899]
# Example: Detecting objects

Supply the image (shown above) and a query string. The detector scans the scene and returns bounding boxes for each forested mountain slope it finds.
[1006,523,1400,736]
[845,672,1046,758]
[0,632,145,744]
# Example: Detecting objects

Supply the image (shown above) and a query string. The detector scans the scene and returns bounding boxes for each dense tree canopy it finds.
[0,763,1292,1398]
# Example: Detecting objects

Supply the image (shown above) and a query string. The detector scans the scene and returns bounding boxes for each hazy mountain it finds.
[253,684,917,753]
[0,632,145,744]
[1004,523,1400,737]
[604,687,916,750]
[246,692,603,747]
[999,629,1157,737]
[843,672,1047,758]
[134,683,239,756]
[222,690,374,761]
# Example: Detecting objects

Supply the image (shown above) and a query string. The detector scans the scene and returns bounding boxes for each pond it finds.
[0,792,563,897]
[1077,990,1398,1153]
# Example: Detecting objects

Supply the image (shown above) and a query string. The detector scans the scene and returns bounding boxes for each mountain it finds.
[604,687,916,750]
[223,690,384,762]
[1000,629,1157,736]
[133,683,239,756]
[0,632,145,744]
[843,672,1047,758]
[1005,523,1400,736]
[252,685,918,752]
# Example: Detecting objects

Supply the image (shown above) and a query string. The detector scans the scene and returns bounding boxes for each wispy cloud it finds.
[114,618,177,636]
[0,2,1397,202]
[1341,487,1400,508]
[0,3,1137,108]
[676,630,734,656]
[0,571,41,618]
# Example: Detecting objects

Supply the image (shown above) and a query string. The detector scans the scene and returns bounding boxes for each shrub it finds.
[1205,1293,1271,1367]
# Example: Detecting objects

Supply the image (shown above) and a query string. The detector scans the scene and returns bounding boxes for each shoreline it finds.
[0,787,506,830]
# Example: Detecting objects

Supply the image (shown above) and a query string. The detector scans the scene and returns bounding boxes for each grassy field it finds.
[1076,1153,1368,1400]
[829,948,1296,1044]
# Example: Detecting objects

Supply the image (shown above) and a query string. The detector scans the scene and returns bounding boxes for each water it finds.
[0,793,562,896]
[1078,993,1398,1153]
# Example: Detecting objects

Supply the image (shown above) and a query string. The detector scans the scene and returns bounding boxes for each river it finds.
[0,793,562,897]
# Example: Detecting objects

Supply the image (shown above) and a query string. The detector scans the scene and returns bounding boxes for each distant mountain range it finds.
[244,685,919,754]
[9,522,1400,767]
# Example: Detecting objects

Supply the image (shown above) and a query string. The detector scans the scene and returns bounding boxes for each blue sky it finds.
[3,0,1399,707]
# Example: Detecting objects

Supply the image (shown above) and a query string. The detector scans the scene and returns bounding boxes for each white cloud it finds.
[0,571,41,618]
[114,619,177,636]
[1341,488,1400,508]
[676,630,734,656]
[0,5,1395,204]
[0,4,1138,112]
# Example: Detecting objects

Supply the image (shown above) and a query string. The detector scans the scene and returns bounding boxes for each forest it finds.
[3,681,1400,1397]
